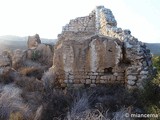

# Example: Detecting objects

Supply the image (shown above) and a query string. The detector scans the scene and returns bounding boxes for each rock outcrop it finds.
[28,34,41,49]
[27,34,53,66]
[0,51,11,67]
[12,49,27,69]
[51,6,154,89]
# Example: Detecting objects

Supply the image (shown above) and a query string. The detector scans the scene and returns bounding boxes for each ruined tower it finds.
[51,6,154,89]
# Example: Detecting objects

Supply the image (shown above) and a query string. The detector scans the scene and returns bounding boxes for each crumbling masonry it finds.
[50,6,154,89]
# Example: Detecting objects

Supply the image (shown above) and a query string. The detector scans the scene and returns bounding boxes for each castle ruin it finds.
[51,6,154,89]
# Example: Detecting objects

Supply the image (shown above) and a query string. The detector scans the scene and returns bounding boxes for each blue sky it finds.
[0,0,159,43]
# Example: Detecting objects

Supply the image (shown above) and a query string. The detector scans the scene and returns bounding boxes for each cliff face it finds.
[51,6,154,89]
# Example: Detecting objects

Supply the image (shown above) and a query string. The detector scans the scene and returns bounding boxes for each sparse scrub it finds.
[0,55,159,120]
[67,109,107,120]
[34,105,43,120]
[0,84,31,120]
[112,108,130,120]
[19,66,45,79]
[23,59,42,68]
[9,112,23,120]
[0,67,14,84]
[41,71,59,91]
[139,74,160,116]
[15,76,44,92]
[41,89,71,120]
[86,85,140,113]
[68,92,89,119]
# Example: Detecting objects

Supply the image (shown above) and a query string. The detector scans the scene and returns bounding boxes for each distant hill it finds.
[0,35,160,56]
[146,43,160,56]
[0,35,56,52]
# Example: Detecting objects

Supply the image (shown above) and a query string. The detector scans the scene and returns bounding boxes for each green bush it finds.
[31,50,41,61]
[136,56,160,116]
[152,55,160,72]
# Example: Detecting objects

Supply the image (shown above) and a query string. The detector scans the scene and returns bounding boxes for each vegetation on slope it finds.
[0,41,160,119]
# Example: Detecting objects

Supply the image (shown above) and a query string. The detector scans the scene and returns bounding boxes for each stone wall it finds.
[96,6,153,89]
[51,6,154,89]
[62,11,96,33]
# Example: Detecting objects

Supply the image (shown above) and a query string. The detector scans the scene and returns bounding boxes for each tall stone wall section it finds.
[52,35,127,88]
[96,6,153,89]
[51,6,154,89]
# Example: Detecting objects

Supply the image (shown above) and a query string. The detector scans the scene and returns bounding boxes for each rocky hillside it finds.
[0,35,56,52]
[0,6,159,120]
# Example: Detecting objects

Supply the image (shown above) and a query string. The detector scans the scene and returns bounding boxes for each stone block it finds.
[100,76,106,79]
[117,76,125,81]
[61,83,67,87]
[80,79,86,84]
[92,80,96,83]
[68,80,73,83]
[140,71,148,75]
[74,79,80,84]
[127,85,137,90]
[90,84,96,87]
[96,80,100,84]
[100,80,105,84]
[90,76,96,80]
[64,80,68,83]
[86,79,91,84]
[127,75,137,80]
[127,79,135,86]
[93,72,99,75]
[69,75,74,79]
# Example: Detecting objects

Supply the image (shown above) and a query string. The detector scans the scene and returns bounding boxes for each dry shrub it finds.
[19,67,39,76]
[9,112,23,120]
[23,59,41,68]
[0,67,15,84]
[112,108,130,120]
[15,76,44,92]
[34,105,43,120]
[41,89,71,120]
[19,67,44,79]
[67,109,107,120]
[0,84,31,120]
[41,71,59,91]
[69,92,89,118]
[86,85,138,113]
[66,85,140,120]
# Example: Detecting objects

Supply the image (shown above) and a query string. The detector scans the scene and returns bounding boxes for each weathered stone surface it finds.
[50,6,154,89]
[12,49,27,69]
[127,75,137,80]
[127,79,136,86]
[26,34,53,66]
[28,34,41,49]
[0,52,11,67]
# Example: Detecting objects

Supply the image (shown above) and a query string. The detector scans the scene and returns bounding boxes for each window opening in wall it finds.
[104,67,113,75]
[108,48,112,52]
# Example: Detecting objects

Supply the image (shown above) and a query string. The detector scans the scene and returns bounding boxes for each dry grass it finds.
[19,66,44,80]
[0,84,31,120]
[41,71,59,91]
[15,76,44,92]
[19,67,39,76]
